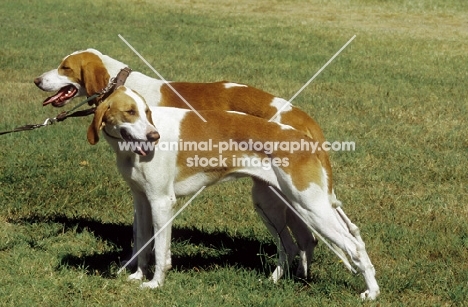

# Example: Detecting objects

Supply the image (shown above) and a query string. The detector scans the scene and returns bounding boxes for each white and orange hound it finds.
[86,86,379,299]
[35,49,338,281]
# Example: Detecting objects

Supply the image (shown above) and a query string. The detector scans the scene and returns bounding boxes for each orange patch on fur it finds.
[160,82,277,117]
[175,111,324,191]
[159,81,332,193]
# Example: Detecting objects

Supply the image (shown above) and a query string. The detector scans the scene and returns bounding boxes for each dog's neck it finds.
[97,54,165,106]
[99,54,128,80]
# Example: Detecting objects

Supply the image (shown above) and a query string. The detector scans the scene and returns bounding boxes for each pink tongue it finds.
[42,90,66,106]
[42,85,75,106]
[136,146,147,156]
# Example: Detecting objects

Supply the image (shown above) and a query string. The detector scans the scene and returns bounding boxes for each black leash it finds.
[0,67,132,136]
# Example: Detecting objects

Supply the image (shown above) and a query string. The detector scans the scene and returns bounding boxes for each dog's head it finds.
[34,49,110,107]
[87,86,160,156]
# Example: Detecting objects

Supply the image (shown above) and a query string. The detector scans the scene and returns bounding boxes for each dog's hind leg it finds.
[252,180,297,282]
[286,207,317,279]
[335,207,366,246]
[334,207,379,300]
[288,189,380,300]
[252,180,317,281]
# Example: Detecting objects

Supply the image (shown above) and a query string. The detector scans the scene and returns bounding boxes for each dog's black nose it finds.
[34,77,41,86]
[147,131,160,142]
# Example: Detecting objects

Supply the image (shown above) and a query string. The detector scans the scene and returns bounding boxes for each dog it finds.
[86,86,379,300]
[34,48,338,280]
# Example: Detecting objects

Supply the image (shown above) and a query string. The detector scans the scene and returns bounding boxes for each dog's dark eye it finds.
[61,66,70,70]
[127,110,136,115]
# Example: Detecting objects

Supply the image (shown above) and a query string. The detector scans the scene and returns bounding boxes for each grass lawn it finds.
[0,0,467,305]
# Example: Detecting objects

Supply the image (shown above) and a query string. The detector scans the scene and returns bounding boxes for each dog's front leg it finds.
[121,210,138,271]
[141,194,175,289]
[128,189,153,282]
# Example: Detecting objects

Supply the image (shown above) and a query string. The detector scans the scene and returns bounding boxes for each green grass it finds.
[1,0,467,305]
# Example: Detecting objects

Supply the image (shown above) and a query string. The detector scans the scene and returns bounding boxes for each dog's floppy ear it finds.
[82,60,110,104]
[87,101,109,145]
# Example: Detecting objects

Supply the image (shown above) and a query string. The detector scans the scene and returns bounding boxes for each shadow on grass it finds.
[13,216,277,279]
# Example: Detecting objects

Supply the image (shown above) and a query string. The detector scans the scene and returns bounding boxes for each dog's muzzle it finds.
[146,130,160,142]
[120,128,160,156]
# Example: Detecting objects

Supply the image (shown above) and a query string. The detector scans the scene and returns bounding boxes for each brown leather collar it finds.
[114,67,132,88]
[97,67,132,103]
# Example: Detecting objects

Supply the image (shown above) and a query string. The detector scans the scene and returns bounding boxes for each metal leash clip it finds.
[42,117,58,126]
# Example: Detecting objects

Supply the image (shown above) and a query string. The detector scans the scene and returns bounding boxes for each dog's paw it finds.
[269,266,283,284]
[140,280,161,289]
[295,263,308,280]
[360,289,379,300]
[128,270,144,282]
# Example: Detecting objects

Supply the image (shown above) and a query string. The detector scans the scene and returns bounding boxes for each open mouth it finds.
[42,85,78,107]
[120,129,156,157]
